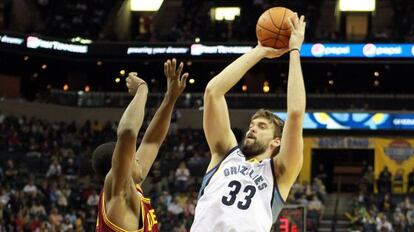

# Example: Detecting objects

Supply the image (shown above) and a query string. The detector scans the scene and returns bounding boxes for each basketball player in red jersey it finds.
[92,59,188,232]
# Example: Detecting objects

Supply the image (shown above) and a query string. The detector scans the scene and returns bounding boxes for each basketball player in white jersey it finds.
[191,14,306,231]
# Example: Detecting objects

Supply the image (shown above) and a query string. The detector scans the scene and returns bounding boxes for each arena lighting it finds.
[189,78,195,84]
[120,70,126,75]
[339,0,376,12]
[211,7,241,21]
[130,0,164,12]
[263,81,270,93]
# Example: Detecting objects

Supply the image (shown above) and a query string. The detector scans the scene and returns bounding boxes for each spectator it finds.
[56,183,70,210]
[48,207,63,230]
[86,189,99,207]
[30,200,46,216]
[345,207,364,231]
[175,161,190,192]
[61,215,74,231]
[307,195,324,228]
[408,168,414,193]
[376,213,393,232]
[63,157,77,180]
[91,120,102,132]
[0,187,10,206]
[362,166,375,193]
[169,109,181,135]
[7,132,21,151]
[46,158,62,178]
[4,160,18,187]
[392,207,406,231]
[407,206,414,231]
[399,196,413,213]
[311,177,327,203]
[378,167,392,194]
[22,179,38,196]
[379,193,393,214]
[168,196,184,216]
[392,168,404,193]
[30,215,42,231]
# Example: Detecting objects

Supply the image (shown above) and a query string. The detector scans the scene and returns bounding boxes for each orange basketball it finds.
[256,7,295,49]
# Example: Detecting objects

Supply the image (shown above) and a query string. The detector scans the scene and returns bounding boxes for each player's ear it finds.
[270,137,281,149]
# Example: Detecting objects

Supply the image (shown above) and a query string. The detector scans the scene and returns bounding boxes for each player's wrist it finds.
[135,83,148,95]
[289,48,300,53]
[253,46,268,58]
[164,92,179,103]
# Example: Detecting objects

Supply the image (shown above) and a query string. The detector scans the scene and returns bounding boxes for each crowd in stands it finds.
[346,166,414,232]
[165,0,321,43]
[32,0,114,40]
[287,178,327,231]
[3,0,414,43]
[0,110,211,231]
[392,0,414,42]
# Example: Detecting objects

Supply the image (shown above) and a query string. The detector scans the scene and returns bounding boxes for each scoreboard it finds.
[272,205,306,232]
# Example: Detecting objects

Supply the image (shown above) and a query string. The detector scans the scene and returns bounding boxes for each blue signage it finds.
[300,43,414,58]
[274,112,414,130]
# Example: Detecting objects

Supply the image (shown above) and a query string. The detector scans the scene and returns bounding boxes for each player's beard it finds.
[240,137,267,159]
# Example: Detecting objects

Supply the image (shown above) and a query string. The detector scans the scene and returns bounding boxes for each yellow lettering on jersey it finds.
[146,209,158,231]
[147,216,153,231]
[150,209,158,224]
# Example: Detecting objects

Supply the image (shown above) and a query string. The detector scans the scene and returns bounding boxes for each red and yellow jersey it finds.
[96,185,158,232]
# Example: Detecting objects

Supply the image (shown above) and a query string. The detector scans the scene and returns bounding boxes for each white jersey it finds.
[191,147,285,232]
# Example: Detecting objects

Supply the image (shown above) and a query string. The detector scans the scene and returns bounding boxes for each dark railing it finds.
[48,89,414,110]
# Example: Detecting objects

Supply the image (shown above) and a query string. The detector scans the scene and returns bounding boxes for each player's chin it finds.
[241,142,254,151]
[244,138,255,144]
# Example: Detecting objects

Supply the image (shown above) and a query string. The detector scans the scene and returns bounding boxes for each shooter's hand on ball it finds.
[288,14,306,52]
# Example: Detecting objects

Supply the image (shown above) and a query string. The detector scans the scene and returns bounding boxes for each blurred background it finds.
[0,0,414,231]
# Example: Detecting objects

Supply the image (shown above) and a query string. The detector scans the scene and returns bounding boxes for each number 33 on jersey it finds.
[191,147,285,232]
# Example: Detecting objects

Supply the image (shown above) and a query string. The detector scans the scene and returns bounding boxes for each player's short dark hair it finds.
[252,109,284,137]
[91,142,116,178]
[251,109,285,157]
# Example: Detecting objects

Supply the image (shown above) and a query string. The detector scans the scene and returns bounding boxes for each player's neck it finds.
[249,151,271,162]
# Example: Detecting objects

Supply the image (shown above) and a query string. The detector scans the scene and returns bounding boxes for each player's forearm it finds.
[206,47,265,96]
[117,84,148,136]
[287,51,306,117]
[141,94,176,144]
